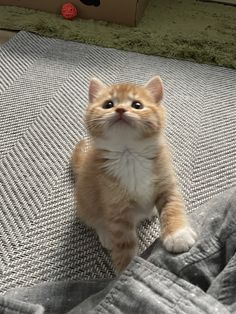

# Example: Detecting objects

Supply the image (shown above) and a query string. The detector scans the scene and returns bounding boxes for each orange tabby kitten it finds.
[72,76,197,272]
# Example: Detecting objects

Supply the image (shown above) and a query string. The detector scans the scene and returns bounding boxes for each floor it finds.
[0,1,235,69]
[0,30,17,45]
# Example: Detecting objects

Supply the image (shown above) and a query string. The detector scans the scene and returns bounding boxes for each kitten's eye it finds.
[131,101,143,110]
[102,100,114,109]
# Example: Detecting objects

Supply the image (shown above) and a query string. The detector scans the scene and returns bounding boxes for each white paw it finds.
[163,226,197,253]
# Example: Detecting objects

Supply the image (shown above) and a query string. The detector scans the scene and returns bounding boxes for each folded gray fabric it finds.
[0,296,44,314]
[1,188,235,314]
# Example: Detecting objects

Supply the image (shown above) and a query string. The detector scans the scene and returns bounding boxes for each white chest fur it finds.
[103,149,154,201]
[95,127,159,208]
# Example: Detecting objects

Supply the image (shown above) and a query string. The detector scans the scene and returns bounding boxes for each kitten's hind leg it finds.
[149,207,158,218]
[71,139,87,175]
[96,226,112,250]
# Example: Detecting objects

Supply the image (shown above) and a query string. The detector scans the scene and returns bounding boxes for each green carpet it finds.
[0,0,236,68]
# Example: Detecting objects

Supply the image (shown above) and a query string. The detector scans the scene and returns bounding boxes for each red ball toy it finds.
[61,3,78,20]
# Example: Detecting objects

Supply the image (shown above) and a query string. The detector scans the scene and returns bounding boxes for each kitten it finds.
[72,76,197,272]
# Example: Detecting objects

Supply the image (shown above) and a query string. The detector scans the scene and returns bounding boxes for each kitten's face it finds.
[85,76,165,138]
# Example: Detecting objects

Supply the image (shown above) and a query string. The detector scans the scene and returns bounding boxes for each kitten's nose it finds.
[115,108,126,115]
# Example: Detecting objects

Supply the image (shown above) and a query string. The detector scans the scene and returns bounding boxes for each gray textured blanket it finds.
[0,32,235,292]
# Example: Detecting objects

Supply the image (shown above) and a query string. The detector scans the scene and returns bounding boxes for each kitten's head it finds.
[85,76,165,139]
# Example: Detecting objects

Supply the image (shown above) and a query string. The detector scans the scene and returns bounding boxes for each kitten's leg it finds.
[71,139,87,175]
[96,226,112,250]
[156,189,197,253]
[109,215,138,273]
[149,207,158,218]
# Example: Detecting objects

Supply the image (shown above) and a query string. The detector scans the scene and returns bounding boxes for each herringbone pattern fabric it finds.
[0,32,235,292]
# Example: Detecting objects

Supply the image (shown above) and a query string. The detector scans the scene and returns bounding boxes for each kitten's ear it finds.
[89,78,106,103]
[145,76,164,103]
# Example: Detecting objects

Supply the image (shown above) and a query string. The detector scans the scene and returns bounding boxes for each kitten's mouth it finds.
[110,114,131,126]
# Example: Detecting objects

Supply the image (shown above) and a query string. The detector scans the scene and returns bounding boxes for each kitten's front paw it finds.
[113,252,134,273]
[163,226,197,253]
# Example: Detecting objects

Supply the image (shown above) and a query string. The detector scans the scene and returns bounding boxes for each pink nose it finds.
[115,108,126,115]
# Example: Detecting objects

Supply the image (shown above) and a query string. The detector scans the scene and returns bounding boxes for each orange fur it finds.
[72,76,196,273]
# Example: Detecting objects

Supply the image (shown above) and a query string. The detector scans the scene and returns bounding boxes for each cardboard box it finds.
[201,0,236,4]
[0,0,150,26]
